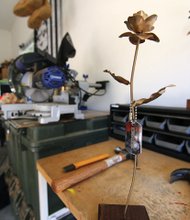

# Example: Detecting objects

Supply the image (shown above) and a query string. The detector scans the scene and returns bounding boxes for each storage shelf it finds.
[110,104,190,162]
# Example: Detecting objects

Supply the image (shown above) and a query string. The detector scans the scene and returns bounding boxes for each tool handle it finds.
[63,153,110,172]
[74,153,110,168]
[52,154,127,193]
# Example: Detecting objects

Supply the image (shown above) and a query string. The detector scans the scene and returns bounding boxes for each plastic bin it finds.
[145,116,166,130]
[185,140,190,154]
[155,134,185,152]
[4,114,109,220]
[142,131,155,144]
[112,112,128,123]
[136,114,145,126]
[167,119,190,135]
[112,124,125,136]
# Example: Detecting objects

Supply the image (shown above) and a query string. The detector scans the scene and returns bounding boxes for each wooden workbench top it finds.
[37,139,190,220]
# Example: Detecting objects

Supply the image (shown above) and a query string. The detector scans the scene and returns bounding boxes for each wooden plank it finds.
[37,139,190,220]
[98,204,150,220]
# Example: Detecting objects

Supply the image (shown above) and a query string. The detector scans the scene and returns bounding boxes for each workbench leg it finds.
[38,171,49,220]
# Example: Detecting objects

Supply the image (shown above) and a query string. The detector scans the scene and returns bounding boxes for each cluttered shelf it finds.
[110,104,190,162]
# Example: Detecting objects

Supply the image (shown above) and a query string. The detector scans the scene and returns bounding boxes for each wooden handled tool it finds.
[51,154,127,193]
[63,153,110,172]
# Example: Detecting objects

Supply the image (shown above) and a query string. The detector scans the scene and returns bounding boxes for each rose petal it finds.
[133,11,148,20]
[144,15,157,32]
[127,15,144,33]
[119,32,145,44]
[138,33,160,42]
[119,32,134,38]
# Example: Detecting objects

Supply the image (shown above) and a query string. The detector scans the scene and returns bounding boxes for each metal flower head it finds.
[119,10,160,45]
[105,10,174,111]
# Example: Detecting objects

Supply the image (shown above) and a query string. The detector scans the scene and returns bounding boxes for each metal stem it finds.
[124,155,138,219]
[130,40,140,120]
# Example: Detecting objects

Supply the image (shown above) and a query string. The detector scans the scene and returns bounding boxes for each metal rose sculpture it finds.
[104,10,175,115]
[104,11,175,219]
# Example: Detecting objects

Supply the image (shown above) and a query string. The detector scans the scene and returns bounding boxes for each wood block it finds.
[187,99,190,110]
[98,204,150,220]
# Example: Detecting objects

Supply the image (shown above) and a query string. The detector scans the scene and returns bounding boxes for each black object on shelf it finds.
[110,104,190,162]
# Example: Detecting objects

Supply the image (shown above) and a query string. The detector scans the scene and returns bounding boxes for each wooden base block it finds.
[98,204,150,220]
[187,99,190,110]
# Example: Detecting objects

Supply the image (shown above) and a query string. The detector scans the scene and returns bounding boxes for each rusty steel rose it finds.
[119,10,160,45]
[105,10,174,109]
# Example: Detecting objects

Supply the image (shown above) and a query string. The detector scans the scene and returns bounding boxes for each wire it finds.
[66,69,106,98]
[124,154,138,219]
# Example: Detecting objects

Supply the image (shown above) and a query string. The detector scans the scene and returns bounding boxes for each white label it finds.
[105,155,123,167]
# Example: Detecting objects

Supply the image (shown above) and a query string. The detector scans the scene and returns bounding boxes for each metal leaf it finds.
[119,32,133,38]
[131,84,176,107]
[119,32,145,45]
[138,33,160,42]
[104,69,130,85]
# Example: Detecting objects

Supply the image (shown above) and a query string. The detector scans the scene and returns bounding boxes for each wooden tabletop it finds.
[37,139,190,220]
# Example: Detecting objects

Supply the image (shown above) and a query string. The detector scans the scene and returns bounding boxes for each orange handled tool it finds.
[63,153,110,172]
[52,153,128,193]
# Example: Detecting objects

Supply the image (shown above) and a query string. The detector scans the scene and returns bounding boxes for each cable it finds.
[66,69,107,98]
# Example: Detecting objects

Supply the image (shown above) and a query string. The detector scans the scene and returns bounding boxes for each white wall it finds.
[0,29,12,63]
[61,0,190,111]
[11,17,33,58]
[0,16,33,62]
[7,0,190,110]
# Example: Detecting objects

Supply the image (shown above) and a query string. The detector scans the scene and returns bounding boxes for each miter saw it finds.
[1,51,84,124]
[1,32,83,124]
[1,33,108,124]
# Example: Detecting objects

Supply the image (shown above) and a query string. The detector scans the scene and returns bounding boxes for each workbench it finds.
[37,139,190,220]
[4,111,109,219]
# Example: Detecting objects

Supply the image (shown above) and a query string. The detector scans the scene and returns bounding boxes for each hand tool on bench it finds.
[63,153,110,172]
[51,151,131,193]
